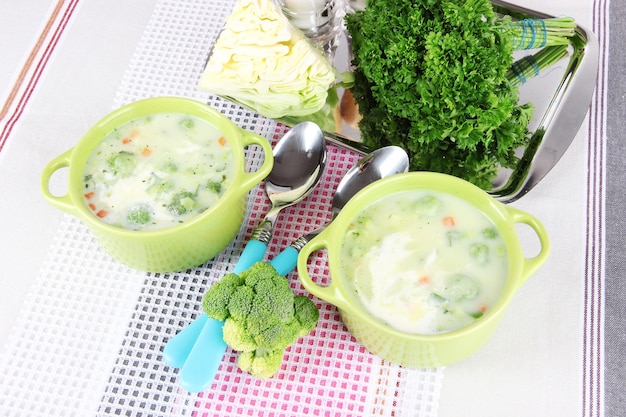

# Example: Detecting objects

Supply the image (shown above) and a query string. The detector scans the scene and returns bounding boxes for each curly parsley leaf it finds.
[346,0,534,189]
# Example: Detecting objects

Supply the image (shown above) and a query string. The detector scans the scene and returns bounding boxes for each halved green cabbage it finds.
[198,0,339,130]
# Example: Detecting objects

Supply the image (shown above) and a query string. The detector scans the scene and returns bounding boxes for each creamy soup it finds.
[82,113,235,231]
[339,190,508,335]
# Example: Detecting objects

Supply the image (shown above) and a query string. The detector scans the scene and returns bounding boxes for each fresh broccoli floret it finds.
[237,348,284,379]
[240,261,280,288]
[228,285,254,322]
[202,273,244,321]
[253,321,300,351]
[201,261,320,378]
[222,318,257,351]
[293,295,320,337]
[244,265,295,334]
[107,151,137,177]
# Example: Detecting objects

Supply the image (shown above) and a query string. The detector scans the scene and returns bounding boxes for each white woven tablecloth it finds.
[0,0,608,416]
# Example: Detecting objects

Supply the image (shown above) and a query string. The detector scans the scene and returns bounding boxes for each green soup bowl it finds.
[297,172,550,368]
[41,97,273,272]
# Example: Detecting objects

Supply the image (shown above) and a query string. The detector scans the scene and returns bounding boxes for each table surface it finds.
[1,0,623,416]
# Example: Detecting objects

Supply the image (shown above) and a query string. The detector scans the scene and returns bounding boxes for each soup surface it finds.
[340,190,508,334]
[82,113,235,231]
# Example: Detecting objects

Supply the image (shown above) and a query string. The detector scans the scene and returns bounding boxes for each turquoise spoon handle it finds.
[162,313,208,368]
[178,317,228,393]
[269,246,299,276]
[163,236,267,368]
[234,239,268,273]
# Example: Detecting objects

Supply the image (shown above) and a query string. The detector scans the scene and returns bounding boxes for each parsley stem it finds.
[506,45,569,86]
[509,17,576,50]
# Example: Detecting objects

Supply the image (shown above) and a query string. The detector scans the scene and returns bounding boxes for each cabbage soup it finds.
[339,190,508,335]
[82,113,235,231]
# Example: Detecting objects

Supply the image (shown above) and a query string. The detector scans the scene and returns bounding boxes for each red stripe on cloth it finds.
[0,0,81,154]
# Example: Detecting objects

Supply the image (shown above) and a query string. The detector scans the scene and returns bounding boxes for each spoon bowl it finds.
[331,145,410,216]
[246,122,326,248]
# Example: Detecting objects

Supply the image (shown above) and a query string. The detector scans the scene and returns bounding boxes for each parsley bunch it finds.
[346,0,535,189]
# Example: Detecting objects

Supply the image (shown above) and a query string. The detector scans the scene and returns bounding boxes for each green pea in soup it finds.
[82,113,235,231]
[340,190,508,335]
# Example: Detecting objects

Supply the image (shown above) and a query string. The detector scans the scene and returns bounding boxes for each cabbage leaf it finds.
[198,0,339,131]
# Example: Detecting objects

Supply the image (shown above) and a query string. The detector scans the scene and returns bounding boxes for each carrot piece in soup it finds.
[443,216,455,227]
[121,129,140,144]
[141,146,152,157]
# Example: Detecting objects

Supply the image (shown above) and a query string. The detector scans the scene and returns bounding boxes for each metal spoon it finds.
[235,121,327,271]
[270,146,409,273]
[163,122,326,371]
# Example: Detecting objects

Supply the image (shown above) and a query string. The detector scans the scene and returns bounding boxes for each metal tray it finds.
[221,0,599,203]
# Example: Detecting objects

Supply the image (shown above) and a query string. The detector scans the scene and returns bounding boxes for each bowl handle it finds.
[238,130,274,192]
[40,148,78,215]
[507,206,551,287]
[296,231,349,310]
